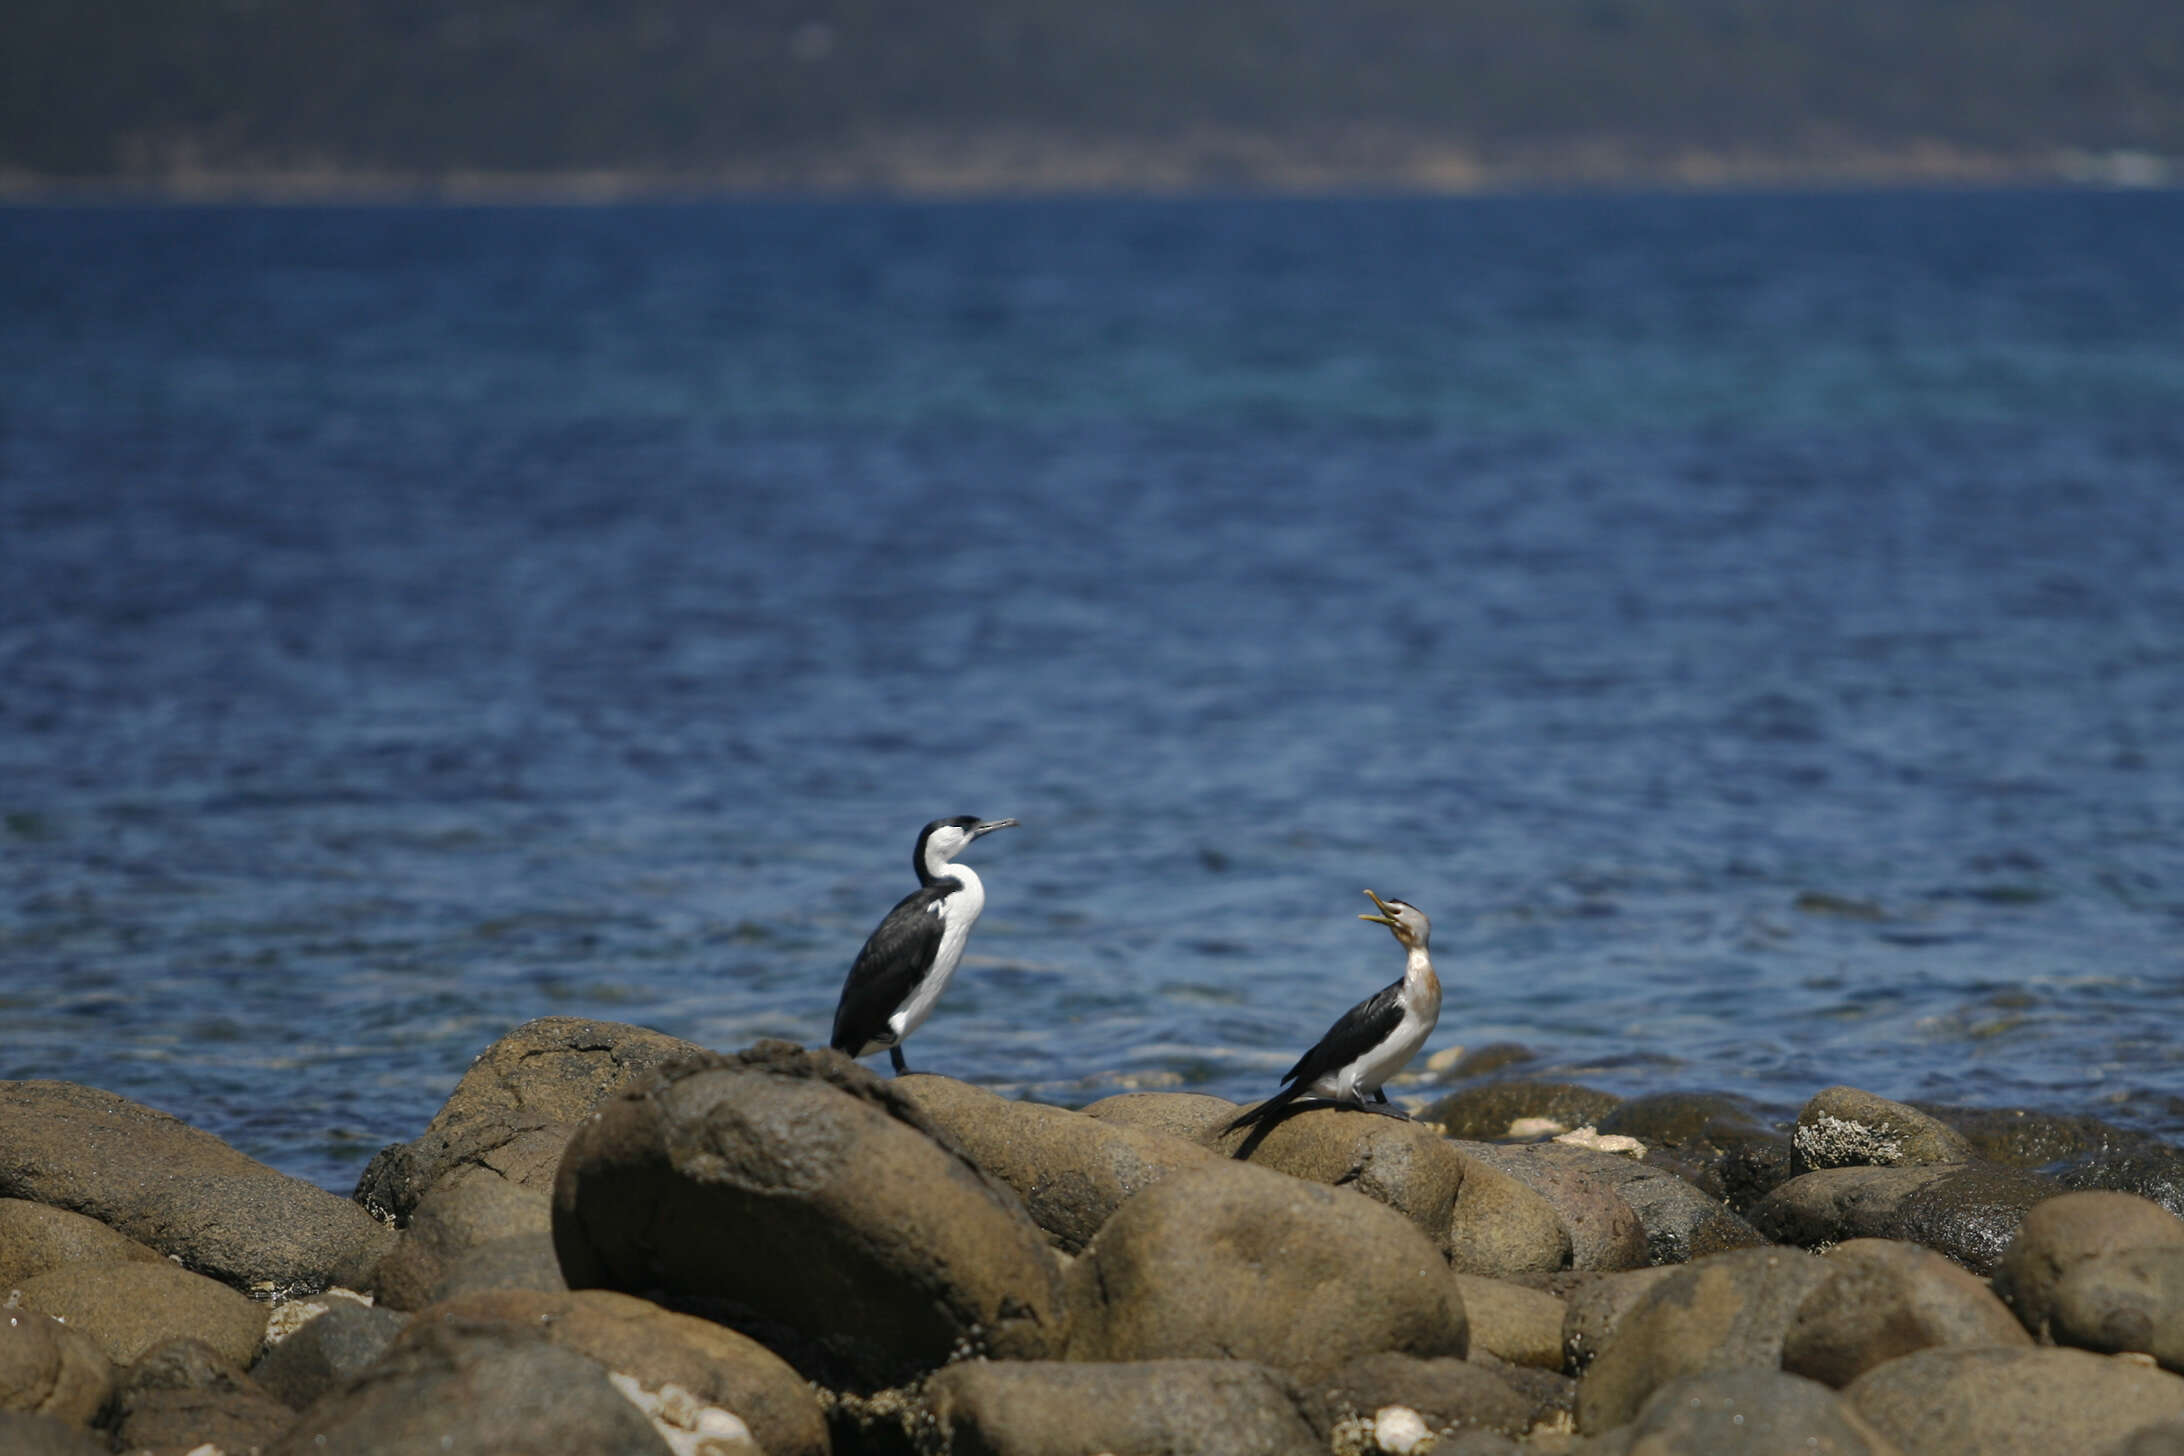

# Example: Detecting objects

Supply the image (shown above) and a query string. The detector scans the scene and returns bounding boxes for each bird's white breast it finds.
[889,864,984,1041]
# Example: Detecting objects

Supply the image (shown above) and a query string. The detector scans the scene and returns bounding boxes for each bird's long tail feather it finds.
[1221,1083,1307,1135]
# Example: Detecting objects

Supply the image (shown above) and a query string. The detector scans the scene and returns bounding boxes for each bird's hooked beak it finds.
[1359,889,1399,927]
[971,818,1019,839]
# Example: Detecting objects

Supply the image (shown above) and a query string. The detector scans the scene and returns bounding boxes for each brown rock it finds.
[402,1289,828,1456]
[927,1358,1321,1456]
[2051,1245,2184,1370]
[1782,1238,2030,1388]
[1751,1161,2064,1275]
[0,1412,110,1455]
[1310,1351,1537,1442]
[1077,1090,1241,1144]
[111,1337,295,1456]
[1455,1142,1649,1271]
[0,1082,395,1296]
[896,1074,1217,1252]
[554,1042,1064,1388]
[1590,1368,1904,1456]
[355,1017,709,1225]
[367,1164,556,1311]
[0,1309,111,1427]
[1793,1086,1978,1172]
[1452,1275,1566,1370]
[1845,1345,2184,1456]
[0,1199,164,1286]
[1443,1149,1573,1276]
[249,1299,409,1411]
[11,1258,269,1367]
[1062,1159,1468,1379]
[1575,1245,1833,1434]
[1468,1139,1763,1267]
[1560,1265,1681,1374]
[266,1319,673,1455]
[1993,1190,2184,1341]
[1209,1105,1468,1248]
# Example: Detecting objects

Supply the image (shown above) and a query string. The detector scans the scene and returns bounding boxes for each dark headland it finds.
[4,0,2180,198]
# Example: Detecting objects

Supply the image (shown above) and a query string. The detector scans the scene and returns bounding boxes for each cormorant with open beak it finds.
[830,815,1018,1074]
[1224,890,1440,1132]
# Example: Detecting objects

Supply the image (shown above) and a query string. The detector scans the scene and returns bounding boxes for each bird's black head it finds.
[915,815,1018,882]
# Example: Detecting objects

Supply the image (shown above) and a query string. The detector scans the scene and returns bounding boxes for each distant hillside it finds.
[6,0,2180,191]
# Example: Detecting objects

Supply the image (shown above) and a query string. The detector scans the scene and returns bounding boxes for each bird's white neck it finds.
[1403,944,1440,1007]
[926,856,981,895]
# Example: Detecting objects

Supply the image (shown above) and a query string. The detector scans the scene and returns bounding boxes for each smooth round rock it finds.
[1062,1158,1468,1379]
[927,1358,1322,1456]
[1782,1238,2030,1388]
[1793,1086,1977,1172]
[0,1199,164,1287]
[11,1258,270,1368]
[1423,1082,1623,1141]
[1845,1345,2184,1456]
[1993,1191,2184,1341]
[2051,1245,2184,1369]
[1596,1367,1903,1456]
[0,1310,111,1427]
[1209,1105,1467,1248]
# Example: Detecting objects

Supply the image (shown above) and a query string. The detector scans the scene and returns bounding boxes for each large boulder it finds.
[1455,1144,1647,1272]
[1844,1345,2184,1456]
[0,1082,395,1296]
[251,1298,409,1411]
[1560,1266,1681,1374]
[267,1319,675,1455]
[1077,1091,1241,1144]
[1781,1238,2030,1388]
[2050,1245,2184,1369]
[895,1075,1217,1252]
[1575,1245,1833,1434]
[356,1017,709,1225]
[10,1258,270,1367]
[0,1199,165,1286]
[401,1289,828,1456]
[554,1041,1064,1388]
[1209,1106,1469,1245]
[1061,1159,1468,1380]
[926,1359,1322,1456]
[1991,1191,2184,1341]
[1465,1140,1763,1266]
[1792,1086,1977,1172]
[1451,1275,1566,1370]
[0,1309,110,1428]
[368,1165,559,1311]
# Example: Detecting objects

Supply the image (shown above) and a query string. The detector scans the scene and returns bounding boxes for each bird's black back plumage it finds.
[829,882,954,1056]
[1224,977,1408,1133]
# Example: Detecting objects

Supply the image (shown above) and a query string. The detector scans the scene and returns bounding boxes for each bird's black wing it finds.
[1279,978,1407,1088]
[830,884,952,1054]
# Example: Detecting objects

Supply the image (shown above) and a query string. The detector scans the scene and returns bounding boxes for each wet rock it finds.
[111,1336,296,1456]
[1584,1368,1903,1456]
[927,1358,1322,1456]
[1575,1245,1833,1434]
[356,1016,708,1226]
[266,1318,674,1455]
[2067,1148,2184,1221]
[1452,1275,1566,1370]
[1597,1093,1797,1212]
[251,1298,409,1410]
[1061,1159,1468,1379]
[554,1042,1063,1388]
[0,1412,109,1456]
[367,1163,556,1310]
[1076,1090,1240,1144]
[2051,1245,2184,1369]
[0,1198,164,1286]
[1456,1143,1648,1272]
[1211,1106,1467,1249]
[0,1308,110,1427]
[1423,1081,1624,1141]
[1918,1102,2153,1169]
[1310,1352,1537,1443]
[10,1257,269,1367]
[0,1081,395,1296]
[1441,1043,1538,1080]
[1781,1238,2030,1388]
[1844,1345,2184,1456]
[1750,1161,2063,1274]
[1560,1266,1681,1374]
[1441,1148,1575,1276]
[1792,1085,1977,1172]
[896,1074,1216,1252]
[1992,1190,2184,1339]
[401,1289,828,1456]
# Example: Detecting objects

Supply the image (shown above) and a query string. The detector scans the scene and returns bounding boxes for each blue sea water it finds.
[2,191,2182,1194]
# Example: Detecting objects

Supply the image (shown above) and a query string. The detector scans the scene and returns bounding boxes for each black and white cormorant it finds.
[1224,890,1440,1133]
[829,815,1018,1074]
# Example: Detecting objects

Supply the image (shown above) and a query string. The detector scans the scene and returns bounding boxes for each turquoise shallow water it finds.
[3,190,2182,1191]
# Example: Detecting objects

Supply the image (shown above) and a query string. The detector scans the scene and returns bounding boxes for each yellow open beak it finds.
[1358,889,1397,926]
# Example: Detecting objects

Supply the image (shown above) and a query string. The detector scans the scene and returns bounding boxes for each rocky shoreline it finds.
[8,1016,2184,1453]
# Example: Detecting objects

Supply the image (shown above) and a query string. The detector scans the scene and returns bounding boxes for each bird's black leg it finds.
[889,1045,909,1075]
[1371,1087,1390,1104]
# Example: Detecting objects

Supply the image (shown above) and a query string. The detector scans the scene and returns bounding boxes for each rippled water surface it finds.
[4,192,2182,1192]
